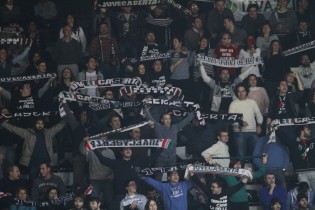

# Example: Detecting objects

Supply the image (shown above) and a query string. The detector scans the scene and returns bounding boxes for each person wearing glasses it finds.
[189,167,249,210]
[120,179,147,210]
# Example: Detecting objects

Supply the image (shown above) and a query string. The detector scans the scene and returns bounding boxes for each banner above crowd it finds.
[227,0,294,21]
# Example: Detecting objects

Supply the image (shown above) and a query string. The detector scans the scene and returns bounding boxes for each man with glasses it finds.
[120,179,147,210]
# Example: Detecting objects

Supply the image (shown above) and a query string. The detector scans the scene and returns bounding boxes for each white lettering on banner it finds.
[98,0,161,7]
[227,0,293,21]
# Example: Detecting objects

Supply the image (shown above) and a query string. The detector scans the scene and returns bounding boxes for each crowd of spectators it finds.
[0,0,315,209]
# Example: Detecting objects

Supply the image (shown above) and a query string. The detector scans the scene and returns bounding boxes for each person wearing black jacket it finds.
[292,125,315,192]
[93,144,163,210]
[189,168,249,210]
[267,79,303,161]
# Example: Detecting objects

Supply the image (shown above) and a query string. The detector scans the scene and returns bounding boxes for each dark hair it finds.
[297,182,310,194]
[247,3,259,12]
[89,196,101,203]
[39,162,51,169]
[35,116,45,124]
[260,21,272,36]
[212,179,224,188]
[268,40,283,56]
[192,16,202,24]
[145,199,157,210]
[229,159,241,168]
[234,83,249,97]
[296,125,309,137]
[124,179,137,187]
[63,14,80,32]
[18,82,31,90]
[265,171,275,179]
[224,16,235,23]
[269,198,282,208]
[35,59,46,66]
[215,0,225,4]
[15,187,29,199]
[167,170,178,177]
[217,127,229,136]
[297,193,308,203]
[221,31,233,40]
[47,186,59,198]
[60,67,75,82]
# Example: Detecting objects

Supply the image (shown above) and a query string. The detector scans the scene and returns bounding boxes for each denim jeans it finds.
[233,132,259,162]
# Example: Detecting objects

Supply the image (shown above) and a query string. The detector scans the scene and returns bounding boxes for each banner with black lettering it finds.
[185,165,253,180]
[0,73,56,83]
[86,138,172,151]
[198,55,264,68]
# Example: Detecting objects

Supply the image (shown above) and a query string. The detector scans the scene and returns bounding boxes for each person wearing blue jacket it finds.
[253,135,289,190]
[143,170,194,210]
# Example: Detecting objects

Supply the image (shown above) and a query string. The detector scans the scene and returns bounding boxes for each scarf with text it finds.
[0,73,56,83]
[59,77,142,117]
[198,55,264,68]
[86,138,172,150]
[185,165,253,180]
[283,40,315,56]
[14,192,74,207]
[267,117,315,143]
[1,111,59,119]
[171,110,243,123]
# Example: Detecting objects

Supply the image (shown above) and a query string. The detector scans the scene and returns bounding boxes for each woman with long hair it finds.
[256,22,279,58]
[59,14,87,53]
[10,187,36,210]
[263,40,289,99]
[246,74,269,116]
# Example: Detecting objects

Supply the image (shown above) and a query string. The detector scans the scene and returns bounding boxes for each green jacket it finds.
[218,165,266,202]
[2,121,66,166]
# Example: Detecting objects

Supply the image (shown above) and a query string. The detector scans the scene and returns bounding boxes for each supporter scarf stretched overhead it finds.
[283,40,315,56]
[198,55,264,68]
[184,165,253,180]
[0,73,56,82]
[85,138,172,151]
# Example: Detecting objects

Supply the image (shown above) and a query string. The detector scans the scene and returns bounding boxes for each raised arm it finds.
[93,149,117,169]
[200,63,215,88]
[1,122,30,139]
[47,120,67,137]
[144,105,158,124]
[175,111,194,130]
[0,85,11,101]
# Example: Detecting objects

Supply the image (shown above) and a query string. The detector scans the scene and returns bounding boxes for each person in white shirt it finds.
[201,128,230,167]
[228,83,263,163]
